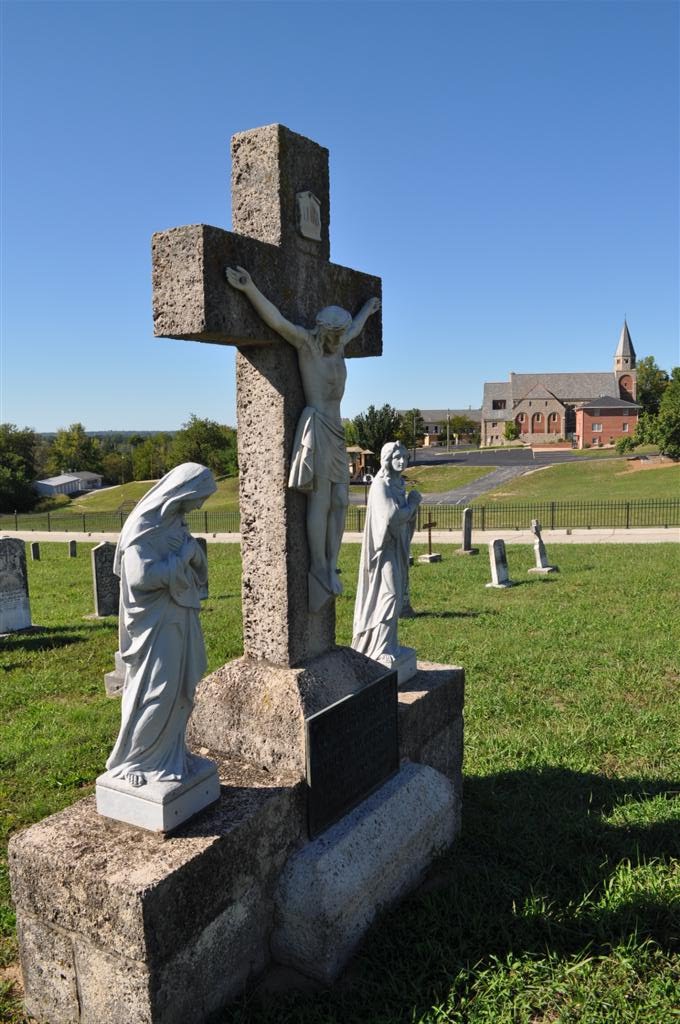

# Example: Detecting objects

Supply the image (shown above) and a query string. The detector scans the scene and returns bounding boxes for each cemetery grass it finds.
[0,547,678,1022]
[477,458,680,503]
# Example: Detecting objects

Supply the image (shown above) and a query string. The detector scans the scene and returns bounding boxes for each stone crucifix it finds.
[152,124,382,666]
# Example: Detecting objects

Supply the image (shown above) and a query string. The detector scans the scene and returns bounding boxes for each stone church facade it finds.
[480,322,639,448]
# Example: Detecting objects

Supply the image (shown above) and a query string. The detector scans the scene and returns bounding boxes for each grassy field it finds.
[70,475,241,513]
[1,541,679,1022]
[478,459,680,503]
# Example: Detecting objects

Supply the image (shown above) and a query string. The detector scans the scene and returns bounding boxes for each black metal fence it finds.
[2,498,678,535]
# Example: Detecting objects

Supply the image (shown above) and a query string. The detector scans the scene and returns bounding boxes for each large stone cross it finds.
[152,124,382,667]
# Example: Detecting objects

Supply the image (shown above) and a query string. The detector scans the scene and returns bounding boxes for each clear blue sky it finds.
[1,0,678,432]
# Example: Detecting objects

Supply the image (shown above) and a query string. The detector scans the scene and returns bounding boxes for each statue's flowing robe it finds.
[288,406,349,491]
[352,470,415,663]
[106,463,214,784]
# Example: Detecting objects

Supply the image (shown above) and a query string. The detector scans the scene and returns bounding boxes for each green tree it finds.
[448,415,480,442]
[47,423,102,475]
[655,367,680,459]
[636,356,669,416]
[100,450,134,484]
[351,404,402,458]
[170,415,238,477]
[396,409,426,450]
[132,434,173,480]
[504,420,520,441]
[0,423,40,512]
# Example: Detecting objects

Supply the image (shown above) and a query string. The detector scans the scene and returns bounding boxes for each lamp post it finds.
[446,410,450,453]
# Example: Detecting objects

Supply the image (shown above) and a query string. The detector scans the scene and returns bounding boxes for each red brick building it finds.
[574,395,640,449]
[481,321,638,447]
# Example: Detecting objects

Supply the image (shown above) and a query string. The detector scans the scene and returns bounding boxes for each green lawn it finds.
[478,459,680,503]
[69,475,241,513]
[1,543,679,1023]
[403,463,495,494]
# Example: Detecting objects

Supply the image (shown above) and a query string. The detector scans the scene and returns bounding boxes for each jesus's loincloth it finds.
[288,407,350,492]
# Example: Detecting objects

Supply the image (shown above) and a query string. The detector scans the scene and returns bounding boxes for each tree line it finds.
[616,357,680,458]
[0,415,237,513]
[344,405,478,468]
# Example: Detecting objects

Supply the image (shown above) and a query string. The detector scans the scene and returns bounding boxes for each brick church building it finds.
[480,321,640,448]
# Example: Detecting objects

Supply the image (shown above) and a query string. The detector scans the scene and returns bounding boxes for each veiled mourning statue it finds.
[351,442,421,679]
[106,462,216,788]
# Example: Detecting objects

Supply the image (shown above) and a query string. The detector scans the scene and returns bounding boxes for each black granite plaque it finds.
[305,670,399,838]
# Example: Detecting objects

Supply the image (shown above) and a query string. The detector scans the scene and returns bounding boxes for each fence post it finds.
[14,510,18,530]
[550,501,555,531]
[625,501,630,530]
[204,510,208,533]
[47,511,51,532]
[480,505,486,533]
[82,513,86,532]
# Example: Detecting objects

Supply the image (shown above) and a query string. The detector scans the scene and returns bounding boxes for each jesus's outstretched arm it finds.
[226,266,309,349]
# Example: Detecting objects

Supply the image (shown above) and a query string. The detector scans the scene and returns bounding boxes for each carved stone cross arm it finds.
[152,224,381,358]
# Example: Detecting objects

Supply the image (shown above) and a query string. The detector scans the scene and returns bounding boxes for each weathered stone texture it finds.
[91,541,119,617]
[0,536,31,633]
[271,763,458,983]
[231,123,331,262]
[9,755,305,1024]
[188,648,388,774]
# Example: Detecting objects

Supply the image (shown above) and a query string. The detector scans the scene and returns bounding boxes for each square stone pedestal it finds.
[417,552,442,564]
[96,756,220,833]
[528,565,558,575]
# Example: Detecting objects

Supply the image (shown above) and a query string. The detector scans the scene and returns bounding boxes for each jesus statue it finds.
[226,265,380,612]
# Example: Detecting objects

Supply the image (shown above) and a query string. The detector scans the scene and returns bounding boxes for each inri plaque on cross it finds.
[152,124,382,667]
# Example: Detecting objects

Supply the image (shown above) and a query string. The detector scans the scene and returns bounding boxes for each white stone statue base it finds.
[96,756,220,833]
[528,566,558,575]
[417,552,441,564]
[485,581,514,589]
[376,645,417,684]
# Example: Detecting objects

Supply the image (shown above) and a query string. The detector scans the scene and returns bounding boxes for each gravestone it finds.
[486,538,515,588]
[91,542,119,617]
[527,519,558,575]
[104,650,125,697]
[0,537,31,633]
[68,540,77,558]
[417,516,442,563]
[9,126,464,1022]
[456,506,479,555]
[30,542,40,561]
[196,536,208,598]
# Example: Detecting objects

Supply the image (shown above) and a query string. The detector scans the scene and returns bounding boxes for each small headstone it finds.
[486,538,514,589]
[417,516,442,564]
[30,541,40,561]
[527,519,558,575]
[104,650,125,697]
[196,536,208,599]
[456,506,479,556]
[68,540,77,558]
[0,536,32,633]
[91,542,120,617]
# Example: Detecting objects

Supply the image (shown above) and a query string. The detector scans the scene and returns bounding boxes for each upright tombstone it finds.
[30,542,40,562]
[456,506,479,556]
[0,537,32,633]
[527,519,559,575]
[68,540,77,558]
[486,538,515,589]
[9,127,465,1022]
[91,542,119,617]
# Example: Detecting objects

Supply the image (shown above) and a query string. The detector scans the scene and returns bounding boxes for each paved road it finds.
[349,448,635,506]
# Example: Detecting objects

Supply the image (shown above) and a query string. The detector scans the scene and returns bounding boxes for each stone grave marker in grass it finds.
[9,125,464,1022]
[486,537,515,588]
[455,506,479,556]
[0,536,32,633]
[527,518,559,575]
[91,541,119,617]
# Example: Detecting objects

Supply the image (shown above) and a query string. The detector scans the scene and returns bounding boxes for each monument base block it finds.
[95,756,220,833]
[10,662,464,1022]
[455,547,479,556]
[417,552,442,564]
[528,566,559,575]
[271,763,457,983]
[486,581,515,589]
